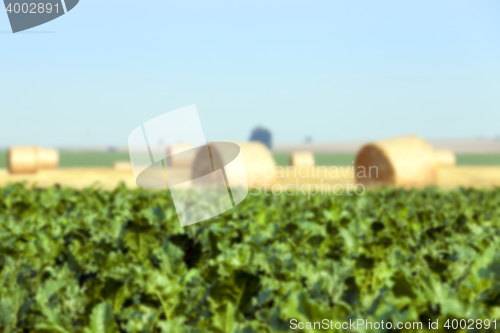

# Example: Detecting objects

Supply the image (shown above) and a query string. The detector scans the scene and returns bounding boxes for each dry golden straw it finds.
[167,143,195,168]
[434,150,456,168]
[8,146,60,174]
[355,136,438,189]
[8,146,39,174]
[37,148,59,170]
[290,152,315,168]
[113,161,132,170]
[192,141,276,188]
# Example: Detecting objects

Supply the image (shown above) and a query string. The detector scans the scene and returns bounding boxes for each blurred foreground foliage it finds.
[1,183,500,332]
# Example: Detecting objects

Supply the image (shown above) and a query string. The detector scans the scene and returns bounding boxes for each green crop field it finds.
[0,151,130,168]
[1,184,500,332]
[273,153,357,167]
[1,151,500,168]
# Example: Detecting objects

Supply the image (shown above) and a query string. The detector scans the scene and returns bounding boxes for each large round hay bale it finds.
[355,136,437,189]
[192,141,276,188]
[8,146,38,174]
[37,148,59,170]
[290,152,315,168]
[167,143,195,168]
[434,150,456,168]
[236,142,276,187]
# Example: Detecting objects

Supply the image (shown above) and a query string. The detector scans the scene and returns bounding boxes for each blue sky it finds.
[1,0,499,146]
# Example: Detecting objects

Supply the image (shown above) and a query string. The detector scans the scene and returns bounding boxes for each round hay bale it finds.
[8,146,38,174]
[355,136,437,189]
[434,150,456,168]
[113,161,132,170]
[37,148,59,170]
[192,141,276,188]
[290,152,315,168]
[167,143,195,168]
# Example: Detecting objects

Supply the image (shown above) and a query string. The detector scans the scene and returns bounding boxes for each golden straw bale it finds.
[37,148,59,170]
[8,146,39,174]
[355,136,438,189]
[192,141,276,188]
[167,143,195,168]
[113,161,132,170]
[8,146,60,174]
[290,152,315,168]
[236,142,276,187]
[434,150,456,168]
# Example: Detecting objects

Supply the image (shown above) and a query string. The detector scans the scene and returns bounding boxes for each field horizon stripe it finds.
[1,151,500,168]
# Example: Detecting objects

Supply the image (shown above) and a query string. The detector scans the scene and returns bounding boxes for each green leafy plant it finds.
[1,183,500,332]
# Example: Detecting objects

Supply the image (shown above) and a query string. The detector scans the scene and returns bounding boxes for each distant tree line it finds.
[249,127,272,149]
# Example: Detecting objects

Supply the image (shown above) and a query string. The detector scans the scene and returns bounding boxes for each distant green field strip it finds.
[58,152,130,167]
[274,153,500,166]
[0,153,5,169]
[273,153,356,166]
[456,154,500,166]
[1,151,500,168]
[0,151,130,168]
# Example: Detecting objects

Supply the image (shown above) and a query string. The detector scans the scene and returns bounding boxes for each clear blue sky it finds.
[1,0,499,147]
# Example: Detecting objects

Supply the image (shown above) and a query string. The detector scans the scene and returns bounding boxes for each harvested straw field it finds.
[167,143,196,168]
[437,167,500,190]
[113,161,133,170]
[435,149,456,168]
[289,152,315,168]
[1,140,500,191]
[1,166,500,191]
